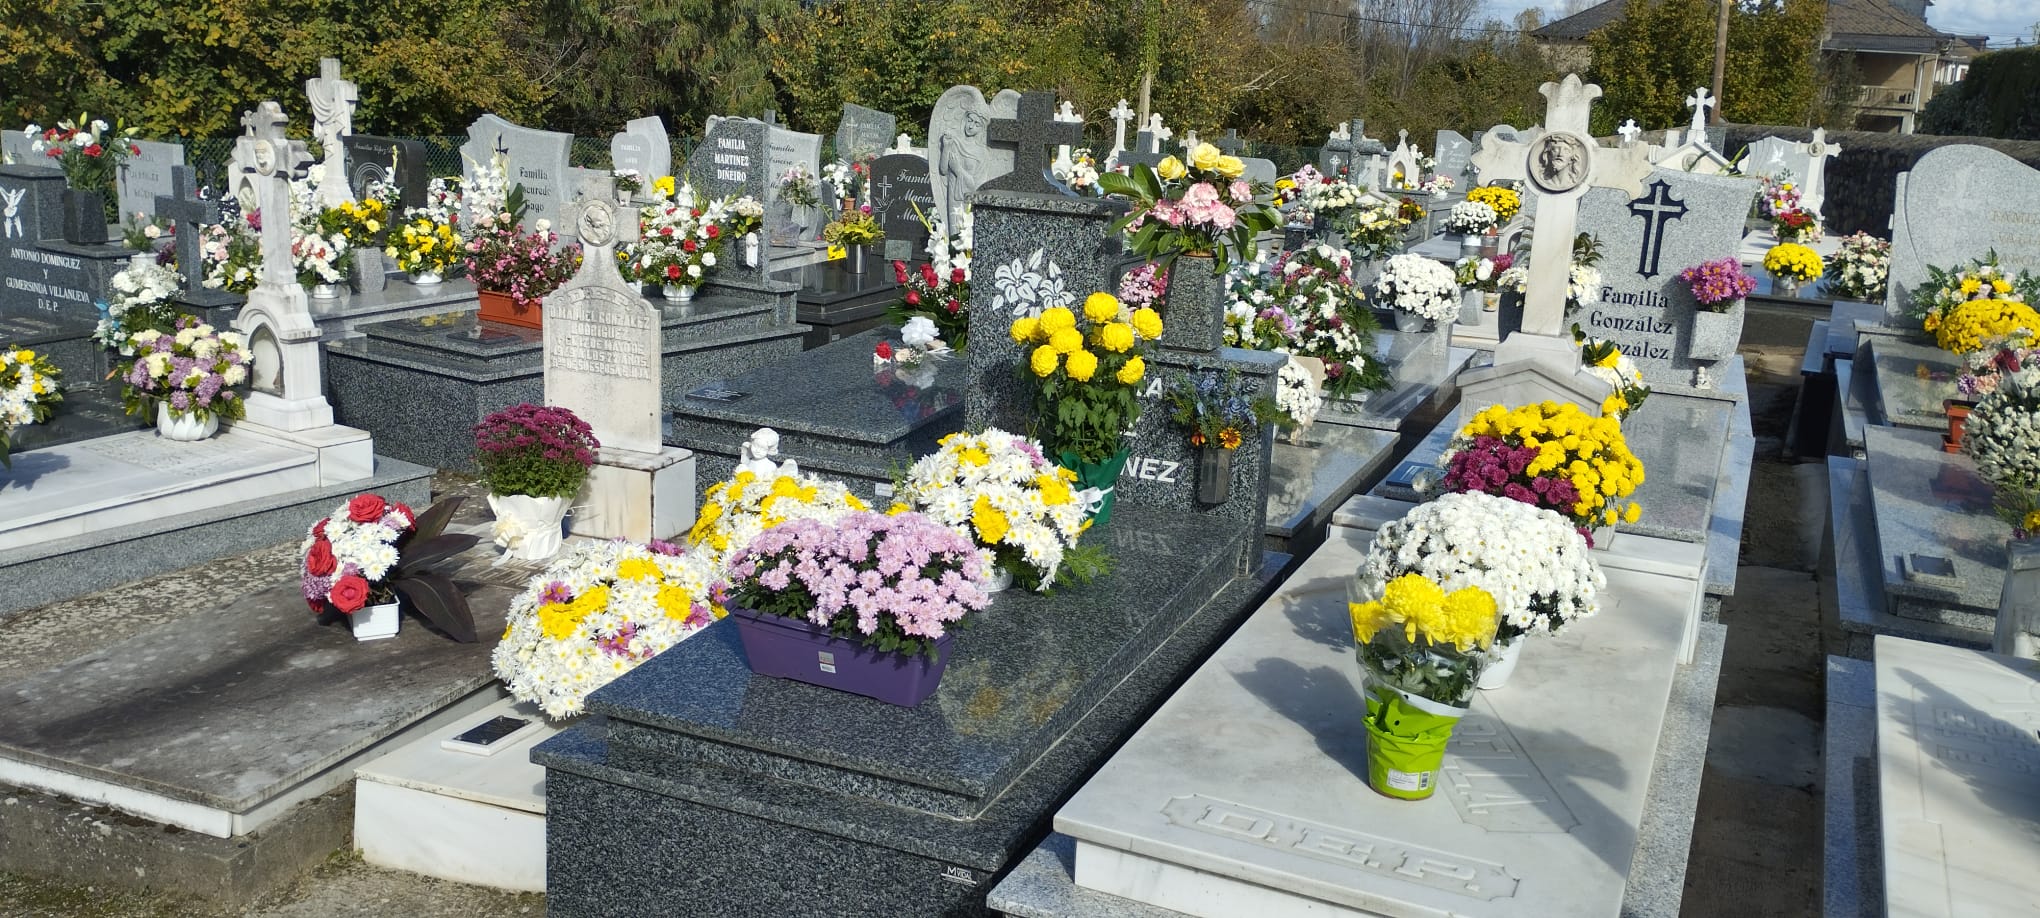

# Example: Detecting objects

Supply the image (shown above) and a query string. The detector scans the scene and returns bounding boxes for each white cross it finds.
[1179,129,1200,153]
[1684,87,1715,136]
[1802,127,1842,216]
[891,132,915,153]
[1330,121,1351,142]
[1107,98,1135,165]
[1617,119,1642,145]
[1053,100,1083,167]
[1143,114,1171,153]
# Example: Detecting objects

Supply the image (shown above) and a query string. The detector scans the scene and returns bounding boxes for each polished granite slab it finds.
[1863,425,2011,626]
[1864,336,1962,432]
[673,325,964,447]
[1318,330,1475,435]
[1264,424,1398,553]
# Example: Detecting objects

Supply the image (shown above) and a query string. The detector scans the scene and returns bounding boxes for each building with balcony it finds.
[1530,0,1988,134]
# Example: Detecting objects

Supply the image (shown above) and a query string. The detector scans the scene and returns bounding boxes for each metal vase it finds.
[1197,446,1234,505]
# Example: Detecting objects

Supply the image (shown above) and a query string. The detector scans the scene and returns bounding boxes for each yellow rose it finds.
[1116,355,1145,385]
[1156,156,1186,181]
[1131,307,1164,340]
[1098,321,1135,353]
[1066,349,1099,381]
[1084,291,1120,323]
[1050,328,1084,355]
[1039,306,1077,335]
[1189,143,1222,173]
[1010,316,1040,344]
[1030,345,1060,377]
[1216,155,1245,179]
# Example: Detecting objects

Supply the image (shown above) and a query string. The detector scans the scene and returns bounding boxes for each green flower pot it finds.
[1362,686,1466,801]
[1057,448,1131,527]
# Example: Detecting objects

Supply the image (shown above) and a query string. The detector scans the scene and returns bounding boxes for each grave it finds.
[989,518,1727,918]
[539,126,1293,915]
[1434,129,1473,185]
[1886,146,2040,327]
[765,121,823,240]
[114,139,184,222]
[343,134,429,212]
[460,113,574,240]
[0,165,134,382]
[608,115,672,196]
[836,102,897,164]
[1742,129,1840,217]
[870,148,935,259]
[773,257,900,348]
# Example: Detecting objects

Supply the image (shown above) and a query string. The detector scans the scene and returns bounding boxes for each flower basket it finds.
[1689,299,1744,362]
[1058,448,1131,526]
[729,605,955,707]
[478,290,541,329]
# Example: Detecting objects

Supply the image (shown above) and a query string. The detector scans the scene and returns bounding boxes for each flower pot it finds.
[1197,446,1234,505]
[1689,300,1744,362]
[1459,235,1483,255]
[1773,276,1801,298]
[410,270,443,287]
[1477,638,1524,689]
[1391,309,1439,333]
[616,188,633,206]
[351,248,388,295]
[729,605,954,707]
[1482,291,1500,312]
[478,289,542,329]
[1458,289,1484,325]
[156,402,220,441]
[980,565,1015,594]
[1361,685,1468,800]
[1944,399,1977,453]
[351,601,401,642]
[1588,524,1616,552]
[488,493,569,562]
[61,188,110,245]
[661,283,696,303]
[843,244,868,275]
[1057,448,1132,527]
[310,283,342,299]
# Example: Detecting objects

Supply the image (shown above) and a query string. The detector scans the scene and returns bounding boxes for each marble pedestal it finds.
[569,445,694,543]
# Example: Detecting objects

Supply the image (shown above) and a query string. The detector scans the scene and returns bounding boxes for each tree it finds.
[1919,46,2040,140]
[544,0,798,138]
[1585,0,1827,134]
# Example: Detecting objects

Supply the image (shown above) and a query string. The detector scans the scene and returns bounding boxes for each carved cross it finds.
[1470,74,1653,338]
[1107,99,1136,162]
[155,166,221,297]
[1052,101,1083,167]
[1802,127,1842,215]
[983,92,1084,195]
[1142,114,1172,152]
[248,168,297,290]
[1684,87,1715,134]
[1627,179,1687,279]
[1216,129,1244,156]
[1329,121,1351,143]
[1617,119,1643,146]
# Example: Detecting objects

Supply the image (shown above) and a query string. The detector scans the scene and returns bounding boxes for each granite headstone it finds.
[979,91,1084,196]
[1887,145,2040,326]
[341,135,428,212]
[683,117,771,286]
[609,116,672,188]
[460,114,574,236]
[0,167,92,317]
[0,131,40,166]
[114,140,184,224]
[835,103,896,164]
[1434,129,1472,181]
[869,152,934,254]
[765,124,822,203]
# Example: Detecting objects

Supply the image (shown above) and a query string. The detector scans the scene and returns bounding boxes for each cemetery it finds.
[0,48,2034,918]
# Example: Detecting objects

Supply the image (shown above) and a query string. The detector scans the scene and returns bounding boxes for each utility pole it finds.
[1711,0,1731,123]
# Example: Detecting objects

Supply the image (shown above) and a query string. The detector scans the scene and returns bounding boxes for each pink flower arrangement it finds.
[720,510,989,659]
[1117,262,1169,310]
[463,213,578,309]
[1437,435,1587,533]
[473,403,600,499]
[1677,257,1756,312]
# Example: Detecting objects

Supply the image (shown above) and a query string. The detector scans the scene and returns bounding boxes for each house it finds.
[1530,0,1988,133]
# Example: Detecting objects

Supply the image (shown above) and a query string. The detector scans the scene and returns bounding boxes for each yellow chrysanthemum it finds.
[656,583,694,619]
[1624,502,1642,524]
[1030,345,1060,377]
[971,494,1010,544]
[1098,322,1135,353]
[1039,307,1077,335]
[1116,355,1145,385]
[1049,327,1085,355]
[616,558,662,581]
[1066,349,1099,381]
[1084,292,1120,323]
[653,175,676,198]
[960,447,989,466]
[1036,473,1073,507]
[1131,307,1164,340]
[1010,316,1039,344]
[538,602,581,641]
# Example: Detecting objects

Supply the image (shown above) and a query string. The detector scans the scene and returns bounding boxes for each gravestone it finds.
[927,86,1021,232]
[1384,129,1421,189]
[1996,538,2040,658]
[341,135,428,212]
[115,139,184,223]
[1118,118,1174,172]
[609,116,671,189]
[1434,129,1472,181]
[1318,121,1354,177]
[978,91,1083,196]
[682,116,771,287]
[1575,169,1759,386]
[153,166,237,308]
[0,167,76,313]
[834,103,895,164]
[460,114,574,236]
[1105,98,1136,166]
[869,151,934,258]
[304,57,359,207]
[0,131,40,166]
[1887,145,2040,325]
[765,124,822,204]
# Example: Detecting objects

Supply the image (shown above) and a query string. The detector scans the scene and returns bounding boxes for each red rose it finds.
[305,539,337,576]
[312,518,328,539]
[392,502,416,528]
[905,291,921,306]
[329,575,371,613]
[893,262,909,283]
[945,298,961,314]
[920,263,937,284]
[683,239,698,253]
[666,264,682,280]
[705,224,720,238]
[346,493,387,523]
[951,268,966,284]
[875,341,894,359]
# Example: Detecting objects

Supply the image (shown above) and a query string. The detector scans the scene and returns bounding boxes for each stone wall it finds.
[1722,125,2040,238]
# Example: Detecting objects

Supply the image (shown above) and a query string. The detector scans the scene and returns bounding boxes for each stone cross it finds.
[155,166,221,298]
[1216,129,1244,156]
[304,58,358,207]
[1627,179,1688,279]
[1469,74,1653,339]
[1179,129,1200,153]
[1052,100,1084,168]
[1802,127,1842,216]
[982,91,1085,195]
[1685,87,1715,135]
[242,141,299,291]
[1329,121,1352,142]
[1143,114,1172,153]
[1107,98,1135,164]
[1617,119,1643,146]
[891,132,915,153]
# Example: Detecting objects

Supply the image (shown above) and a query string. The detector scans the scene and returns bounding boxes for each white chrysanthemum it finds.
[1358,491,1605,645]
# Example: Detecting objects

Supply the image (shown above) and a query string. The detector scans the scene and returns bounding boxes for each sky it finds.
[1480,0,2037,47]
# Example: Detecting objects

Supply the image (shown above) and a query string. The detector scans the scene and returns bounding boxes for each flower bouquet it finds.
[821,159,870,203]
[1008,293,1163,523]
[1926,298,2040,356]
[719,510,989,706]
[888,217,972,350]
[1349,572,1499,799]
[1374,253,1459,329]
[493,539,722,718]
[1100,142,1277,274]
[822,202,883,247]
[1051,148,1104,196]
[1574,331,1653,420]
[1117,261,1168,313]
[385,214,462,282]
[121,318,249,439]
[686,467,869,567]
[627,199,724,297]
[293,228,350,291]
[1763,242,1823,294]
[302,495,480,642]
[0,346,61,468]
[1465,185,1520,223]
[323,198,389,250]
[1822,232,1891,303]
[1963,368,2040,494]
[1330,197,1411,261]
[475,403,600,561]
[1442,200,1499,237]
[1678,257,1756,313]
[95,258,183,354]
[1454,253,1513,317]
[899,428,1098,592]
[1771,208,1820,245]
[201,221,263,295]
[1910,252,2040,325]
[1957,343,2040,401]
[1359,490,1605,683]
[1275,357,1326,438]
[612,168,645,200]
[1165,368,1280,504]
[27,114,138,225]
[464,186,579,320]
[777,166,821,211]
[1436,401,1645,545]
[1223,245,1389,403]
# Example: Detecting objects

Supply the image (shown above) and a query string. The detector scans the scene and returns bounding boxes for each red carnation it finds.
[690,209,702,218]
[660,226,675,237]
[705,224,720,238]
[346,493,387,523]
[305,539,338,576]
[83,143,103,157]
[875,341,894,360]
[666,264,682,280]
[683,239,698,253]
[312,518,329,539]
[328,575,372,613]
[905,291,921,306]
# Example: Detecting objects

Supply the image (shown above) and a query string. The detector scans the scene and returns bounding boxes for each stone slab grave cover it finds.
[1865,336,1961,431]
[460,114,573,240]
[342,135,428,213]
[683,116,774,287]
[869,150,934,257]
[1864,424,2012,628]
[1888,145,2040,326]
[543,176,693,542]
[1574,168,1758,390]
[1874,635,2040,918]
[836,102,897,165]
[114,139,184,223]
[1054,521,1696,918]
[928,85,1021,232]
[609,115,671,195]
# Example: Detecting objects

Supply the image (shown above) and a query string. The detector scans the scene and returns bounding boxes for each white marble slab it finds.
[1056,524,1694,917]
[1874,636,2040,918]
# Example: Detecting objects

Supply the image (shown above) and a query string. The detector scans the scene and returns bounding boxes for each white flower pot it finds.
[352,601,400,642]
[488,494,570,562]
[744,233,760,268]
[980,565,1015,594]
[156,402,219,441]
[661,283,696,303]
[1460,235,1483,254]
[310,283,341,299]
[1478,639,1524,690]
[410,270,443,287]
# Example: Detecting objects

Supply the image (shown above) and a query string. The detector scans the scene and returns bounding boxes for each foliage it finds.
[1921,47,2040,141]
[1585,0,1827,135]
[1165,368,1278,450]
[473,403,600,500]
[821,202,882,246]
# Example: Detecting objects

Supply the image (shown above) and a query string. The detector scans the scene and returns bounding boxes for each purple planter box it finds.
[728,606,954,708]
